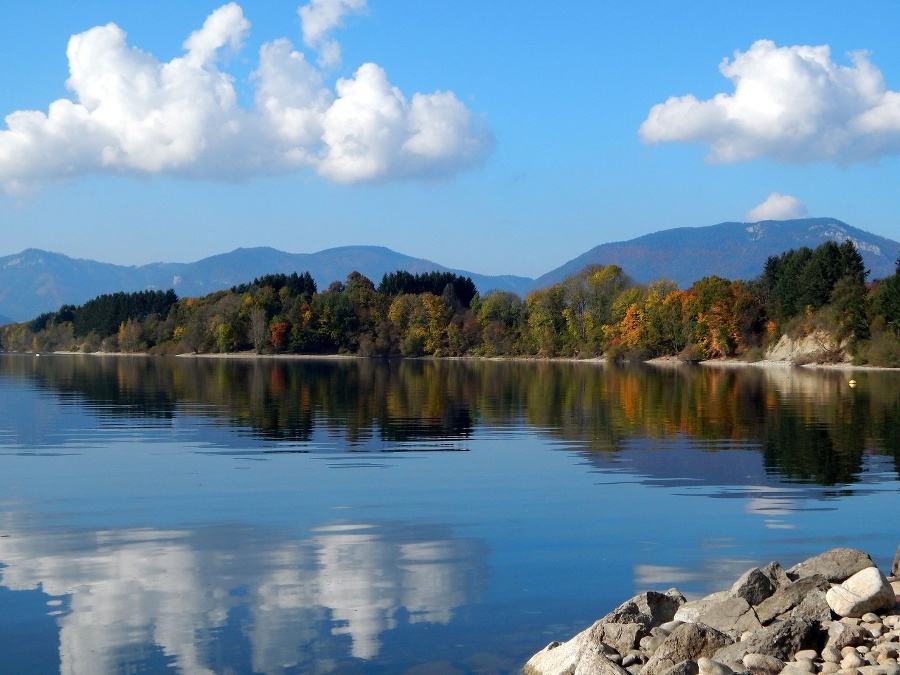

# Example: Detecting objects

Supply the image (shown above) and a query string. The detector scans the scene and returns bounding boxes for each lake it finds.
[0,354,898,674]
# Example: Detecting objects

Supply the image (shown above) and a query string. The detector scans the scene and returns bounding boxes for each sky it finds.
[2,1,900,279]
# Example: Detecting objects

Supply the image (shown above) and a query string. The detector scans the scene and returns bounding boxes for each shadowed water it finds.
[0,354,898,674]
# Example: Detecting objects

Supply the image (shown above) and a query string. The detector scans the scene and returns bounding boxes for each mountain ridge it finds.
[1,218,898,323]
[534,217,899,287]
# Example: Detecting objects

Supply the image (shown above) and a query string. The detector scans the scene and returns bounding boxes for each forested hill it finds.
[536,218,900,288]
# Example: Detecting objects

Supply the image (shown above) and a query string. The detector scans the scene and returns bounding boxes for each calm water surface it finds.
[0,354,898,674]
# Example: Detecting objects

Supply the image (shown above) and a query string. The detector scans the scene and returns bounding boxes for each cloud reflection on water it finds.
[0,517,487,673]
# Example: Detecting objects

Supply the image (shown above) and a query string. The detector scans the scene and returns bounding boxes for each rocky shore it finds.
[525,546,900,675]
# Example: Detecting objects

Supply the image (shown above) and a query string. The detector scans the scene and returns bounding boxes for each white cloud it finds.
[746,192,808,221]
[0,2,490,194]
[639,39,900,164]
[299,0,367,69]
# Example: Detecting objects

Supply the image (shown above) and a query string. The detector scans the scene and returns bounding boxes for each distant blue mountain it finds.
[535,218,900,288]
[2,218,898,323]
[0,246,533,322]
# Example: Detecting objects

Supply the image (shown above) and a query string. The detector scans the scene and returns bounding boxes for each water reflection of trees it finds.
[2,355,898,484]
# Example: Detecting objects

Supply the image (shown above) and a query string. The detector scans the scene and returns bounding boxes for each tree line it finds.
[2,241,900,365]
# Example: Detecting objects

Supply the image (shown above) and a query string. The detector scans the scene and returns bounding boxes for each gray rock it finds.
[781,664,814,675]
[826,622,870,650]
[574,650,634,675]
[787,549,876,584]
[791,588,834,624]
[697,597,764,639]
[603,590,688,631]
[640,623,733,675]
[523,615,666,675]
[659,661,700,675]
[755,576,830,625]
[823,646,843,663]
[858,666,900,675]
[762,562,791,590]
[523,636,585,675]
[524,625,636,675]
[676,592,732,624]
[742,653,785,675]
[826,567,896,618]
[714,617,819,663]
[732,568,776,606]
[698,657,734,675]
[595,623,646,656]
[794,650,819,662]
[624,652,647,668]
[842,653,866,669]
[893,544,900,577]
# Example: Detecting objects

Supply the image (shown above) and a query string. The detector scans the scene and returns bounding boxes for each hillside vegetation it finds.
[3,241,900,366]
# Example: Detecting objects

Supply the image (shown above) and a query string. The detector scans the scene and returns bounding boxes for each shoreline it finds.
[15,350,900,371]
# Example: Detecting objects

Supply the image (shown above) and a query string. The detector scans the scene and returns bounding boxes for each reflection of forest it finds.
[2,355,898,484]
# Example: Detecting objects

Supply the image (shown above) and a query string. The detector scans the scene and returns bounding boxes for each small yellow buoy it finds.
[848,379,857,388]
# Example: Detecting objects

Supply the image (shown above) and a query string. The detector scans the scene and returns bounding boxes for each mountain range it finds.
[1,217,897,324]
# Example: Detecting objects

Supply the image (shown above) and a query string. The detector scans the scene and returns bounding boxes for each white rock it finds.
[827,568,897,618]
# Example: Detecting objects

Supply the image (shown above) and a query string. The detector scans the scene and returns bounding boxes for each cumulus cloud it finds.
[746,192,808,221]
[299,0,367,68]
[0,2,490,193]
[639,39,900,164]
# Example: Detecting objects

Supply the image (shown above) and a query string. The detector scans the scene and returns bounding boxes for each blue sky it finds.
[1,1,900,279]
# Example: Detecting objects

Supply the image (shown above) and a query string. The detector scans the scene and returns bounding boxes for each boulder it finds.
[696,657,734,675]
[731,568,776,606]
[789,588,833,624]
[824,621,870,650]
[675,592,732,624]
[761,562,791,590]
[603,590,687,631]
[658,661,699,675]
[523,625,644,675]
[573,650,634,675]
[780,664,814,675]
[742,653,784,675]
[523,626,611,675]
[825,567,896,618]
[640,623,732,675]
[524,590,687,675]
[754,576,829,624]
[696,597,763,639]
[593,623,646,656]
[523,637,583,675]
[713,617,819,663]
[787,549,876,583]
[858,666,900,675]
[892,543,900,577]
